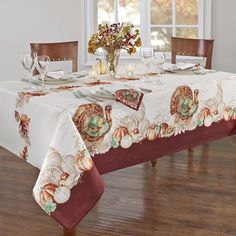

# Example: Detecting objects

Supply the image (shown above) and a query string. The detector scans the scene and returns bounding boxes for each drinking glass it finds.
[141,48,154,80]
[21,52,37,90]
[152,52,166,75]
[35,55,50,90]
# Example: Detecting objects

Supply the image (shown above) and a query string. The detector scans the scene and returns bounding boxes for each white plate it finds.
[33,74,78,85]
[91,84,141,97]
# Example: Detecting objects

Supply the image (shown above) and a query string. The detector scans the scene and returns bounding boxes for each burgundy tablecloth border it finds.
[51,120,236,229]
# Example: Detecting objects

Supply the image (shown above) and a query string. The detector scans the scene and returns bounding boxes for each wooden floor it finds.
[1,136,236,236]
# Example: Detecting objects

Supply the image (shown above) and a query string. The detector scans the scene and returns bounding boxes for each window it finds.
[85,0,211,64]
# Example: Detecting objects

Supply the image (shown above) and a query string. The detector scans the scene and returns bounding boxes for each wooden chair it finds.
[30,41,78,72]
[171,37,214,156]
[150,37,215,167]
[171,37,214,69]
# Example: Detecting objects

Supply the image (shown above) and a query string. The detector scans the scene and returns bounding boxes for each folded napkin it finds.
[47,70,64,79]
[176,62,196,70]
[72,70,89,78]
[115,89,144,111]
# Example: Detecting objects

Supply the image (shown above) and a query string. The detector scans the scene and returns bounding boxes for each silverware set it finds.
[73,87,152,103]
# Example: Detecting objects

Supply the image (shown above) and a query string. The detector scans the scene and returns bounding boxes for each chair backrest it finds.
[30,41,78,72]
[171,37,214,69]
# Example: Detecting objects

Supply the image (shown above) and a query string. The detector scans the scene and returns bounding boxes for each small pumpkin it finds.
[54,186,71,204]
[40,183,57,205]
[75,152,93,172]
[224,107,234,121]
[92,58,107,75]
[61,155,76,175]
[112,126,129,142]
[120,135,133,149]
[204,115,213,127]
[146,124,158,141]
[46,147,62,167]
[198,108,211,122]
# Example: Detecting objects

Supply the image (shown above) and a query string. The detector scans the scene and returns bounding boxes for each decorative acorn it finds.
[59,172,69,186]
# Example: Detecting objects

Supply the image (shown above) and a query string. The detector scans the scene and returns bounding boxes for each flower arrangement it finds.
[88,23,142,54]
[88,23,142,76]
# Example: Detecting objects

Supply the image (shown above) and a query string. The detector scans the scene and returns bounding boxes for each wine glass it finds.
[141,48,154,80]
[35,55,50,90]
[21,52,37,90]
[152,52,166,75]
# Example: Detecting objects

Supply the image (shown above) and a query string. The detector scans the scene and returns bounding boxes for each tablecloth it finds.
[1,71,236,229]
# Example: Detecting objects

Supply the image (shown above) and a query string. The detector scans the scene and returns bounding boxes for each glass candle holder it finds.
[89,68,99,80]
[125,63,136,76]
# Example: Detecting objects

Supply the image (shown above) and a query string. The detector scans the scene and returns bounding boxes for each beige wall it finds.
[212,0,236,72]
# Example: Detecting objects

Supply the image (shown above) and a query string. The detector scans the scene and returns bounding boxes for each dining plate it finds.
[33,74,78,85]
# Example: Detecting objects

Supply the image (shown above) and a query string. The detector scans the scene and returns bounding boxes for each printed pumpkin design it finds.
[198,108,213,127]
[75,150,93,172]
[223,107,236,121]
[73,103,112,142]
[170,86,199,123]
[37,147,93,215]
[15,111,31,144]
[146,123,174,141]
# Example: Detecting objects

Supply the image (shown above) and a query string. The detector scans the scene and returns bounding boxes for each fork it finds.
[75,90,104,102]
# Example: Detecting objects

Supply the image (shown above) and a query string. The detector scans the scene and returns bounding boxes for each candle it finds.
[125,64,135,76]
[89,68,98,80]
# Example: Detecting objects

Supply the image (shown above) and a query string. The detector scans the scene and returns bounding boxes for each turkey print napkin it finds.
[115,89,144,111]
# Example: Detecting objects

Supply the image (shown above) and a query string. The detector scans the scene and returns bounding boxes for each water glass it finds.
[21,52,37,90]
[35,55,50,90]
[153,52,166,75]
[141,48,154,80]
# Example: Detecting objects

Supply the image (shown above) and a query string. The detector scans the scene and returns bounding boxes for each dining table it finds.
[1,69,236,236]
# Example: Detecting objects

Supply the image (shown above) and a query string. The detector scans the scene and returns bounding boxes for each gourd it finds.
[92,58,107,75]
[54,186,71,204]
[40,183,57,205]
[75,153,93,172]
[112,126,129,142]
[120,135,133,149]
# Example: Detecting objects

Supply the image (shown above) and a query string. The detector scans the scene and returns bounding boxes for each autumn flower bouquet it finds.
[88,23,142,77]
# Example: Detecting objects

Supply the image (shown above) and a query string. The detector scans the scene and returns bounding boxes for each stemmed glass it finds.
[35,55,50,91]
[141,48,154,81]
[152,52,166,75]
[21,52,37,90]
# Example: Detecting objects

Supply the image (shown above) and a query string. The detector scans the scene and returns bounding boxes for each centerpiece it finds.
[88,23,142,77]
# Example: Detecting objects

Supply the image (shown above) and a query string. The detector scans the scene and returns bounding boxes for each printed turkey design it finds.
[170,85,199,123]
[73,103,112,142]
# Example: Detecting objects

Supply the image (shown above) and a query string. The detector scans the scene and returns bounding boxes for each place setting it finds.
[21,52,89,91]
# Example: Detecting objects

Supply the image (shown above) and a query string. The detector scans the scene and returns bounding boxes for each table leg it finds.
[188,148,194,153]
[64,227,76,236]
[150,159,158,167]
